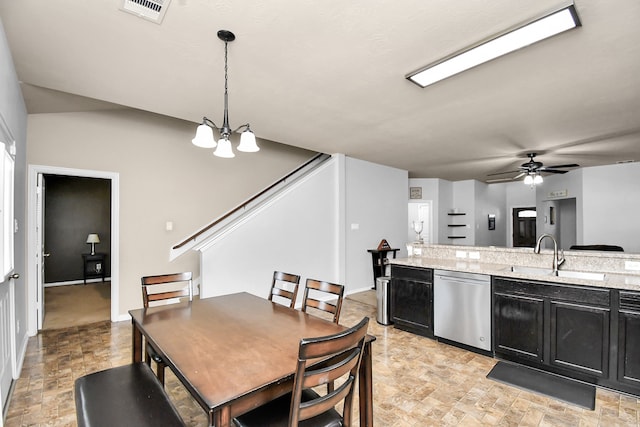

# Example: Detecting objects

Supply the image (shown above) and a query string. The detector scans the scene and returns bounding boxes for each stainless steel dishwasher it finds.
[433,269,491,352]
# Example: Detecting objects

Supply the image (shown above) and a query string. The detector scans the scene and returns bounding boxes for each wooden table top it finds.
[129,292,350,413]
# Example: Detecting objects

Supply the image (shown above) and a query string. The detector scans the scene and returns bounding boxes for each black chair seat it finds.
[233,389,343,427]
[74,362,184,427]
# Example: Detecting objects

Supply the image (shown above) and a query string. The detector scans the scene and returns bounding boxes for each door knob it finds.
[10,273,19,279]
[43,253,51,257]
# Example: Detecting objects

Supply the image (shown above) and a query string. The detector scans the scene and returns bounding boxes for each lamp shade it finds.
[237,129,260,152]
[213,138,235,158]
[533,174,544,184]
[523,175,534,185]
[86,234,100,244]
[192,124,217,148]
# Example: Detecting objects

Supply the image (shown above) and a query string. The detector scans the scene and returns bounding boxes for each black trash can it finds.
[376,276,392,325]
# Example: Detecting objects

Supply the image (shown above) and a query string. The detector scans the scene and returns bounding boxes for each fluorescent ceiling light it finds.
[407,4,581,88]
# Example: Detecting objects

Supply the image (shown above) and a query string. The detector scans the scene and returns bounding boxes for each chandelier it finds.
[191,30,259,158]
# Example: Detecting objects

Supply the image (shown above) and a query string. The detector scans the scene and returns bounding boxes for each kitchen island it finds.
[390,244,640,398]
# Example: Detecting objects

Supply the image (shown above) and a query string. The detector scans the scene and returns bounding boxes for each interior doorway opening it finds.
[512,207,537,247]
[27,165,119,336]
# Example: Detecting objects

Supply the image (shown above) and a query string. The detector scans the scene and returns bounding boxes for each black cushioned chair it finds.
[233,317,369,427]
[74,362,185,427]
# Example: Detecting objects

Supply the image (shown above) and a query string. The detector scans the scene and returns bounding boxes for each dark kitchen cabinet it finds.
[618,291,640,387]
[550,300,609,378]
[390,265,433,338]
[493,277,611,382]
[494,291,544,363]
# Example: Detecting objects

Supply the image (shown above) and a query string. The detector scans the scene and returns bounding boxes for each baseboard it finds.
[44,278,111,287]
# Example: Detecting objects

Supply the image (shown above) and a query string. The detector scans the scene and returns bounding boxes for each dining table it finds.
[129,292,375,427]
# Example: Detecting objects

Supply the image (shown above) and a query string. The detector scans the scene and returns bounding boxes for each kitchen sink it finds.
[506,266,606,281]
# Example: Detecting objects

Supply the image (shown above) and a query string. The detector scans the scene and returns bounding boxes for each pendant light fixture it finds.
[192,30,259,157]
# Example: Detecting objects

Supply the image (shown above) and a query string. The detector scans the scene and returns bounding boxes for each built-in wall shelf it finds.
[446,211,466,239]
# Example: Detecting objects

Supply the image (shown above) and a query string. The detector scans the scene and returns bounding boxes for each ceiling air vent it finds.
[121,0,171,24]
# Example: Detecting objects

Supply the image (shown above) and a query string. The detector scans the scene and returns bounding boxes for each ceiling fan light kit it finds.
[191,30,259,158]
[406,3,581,88]
[488,152,579,185]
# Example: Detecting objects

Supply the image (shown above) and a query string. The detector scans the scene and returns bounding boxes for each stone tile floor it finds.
[5,292,639,426]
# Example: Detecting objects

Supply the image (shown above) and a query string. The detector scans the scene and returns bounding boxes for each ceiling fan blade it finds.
[513,172,526,179]
[487,170,521,176]
[542,169,569,174]
[543,163,580,169]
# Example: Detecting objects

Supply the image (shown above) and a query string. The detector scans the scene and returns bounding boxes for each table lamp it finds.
[86,234,100,255]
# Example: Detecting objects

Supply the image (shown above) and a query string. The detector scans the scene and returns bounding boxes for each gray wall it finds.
[44,175,111,283]
[27,109,314,319]
[0,17,29,383]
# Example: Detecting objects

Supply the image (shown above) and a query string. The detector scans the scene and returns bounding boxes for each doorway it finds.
[27,165,120,335]
[512,207,537,247]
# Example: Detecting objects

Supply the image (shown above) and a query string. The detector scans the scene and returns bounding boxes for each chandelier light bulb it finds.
[237,129,259,152]
[214,138,235,158]
[192,123,217,148]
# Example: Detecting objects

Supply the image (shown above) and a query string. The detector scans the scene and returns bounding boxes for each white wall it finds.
[199,155,409,302]
[475,181,507,247]
[199,159,339,302]
[345,157,408,290]
[582,162,640,252]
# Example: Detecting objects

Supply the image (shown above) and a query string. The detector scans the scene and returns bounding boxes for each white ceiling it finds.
[1,0,639,181]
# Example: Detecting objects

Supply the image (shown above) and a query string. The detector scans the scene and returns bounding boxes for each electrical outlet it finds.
[468,251,480,260]
[625,261,640,271]
[455,251,467,259]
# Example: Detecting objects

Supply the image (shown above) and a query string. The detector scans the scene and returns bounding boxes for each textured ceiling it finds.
[1,0,639,181]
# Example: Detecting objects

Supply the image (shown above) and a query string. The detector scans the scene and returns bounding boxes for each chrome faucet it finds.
[534,233,565,274]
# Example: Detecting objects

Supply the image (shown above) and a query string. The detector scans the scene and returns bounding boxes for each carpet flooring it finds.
[43,283,111,330]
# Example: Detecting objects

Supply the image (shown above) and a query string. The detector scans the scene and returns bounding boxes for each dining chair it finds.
[141,271,193,385]
[233,316,370,427]
[301,278,345,324]
[268,271,301,309]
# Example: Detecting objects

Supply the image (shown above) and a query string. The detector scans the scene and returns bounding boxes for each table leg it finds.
[359,340,374,427]
[212,406,231,427]
[131,319,143,363]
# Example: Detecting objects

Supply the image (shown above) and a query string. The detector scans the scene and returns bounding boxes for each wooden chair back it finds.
[290,317,369,426]
[301,278,345,324]
[268,271,300,308]
[142,272,193,308]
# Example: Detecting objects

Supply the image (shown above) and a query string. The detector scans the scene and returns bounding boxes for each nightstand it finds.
[82,253,106,284]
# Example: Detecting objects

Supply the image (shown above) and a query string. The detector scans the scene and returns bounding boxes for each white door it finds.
[0,140,16,413]
[0,276,16,413]
[408,201,433,243]
[35,173,45,330]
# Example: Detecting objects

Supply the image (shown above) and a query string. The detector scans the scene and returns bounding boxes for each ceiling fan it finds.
[487,152,579,181]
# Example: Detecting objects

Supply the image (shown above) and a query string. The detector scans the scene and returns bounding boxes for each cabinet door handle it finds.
[43,253,51,257]
[10,273,20,279]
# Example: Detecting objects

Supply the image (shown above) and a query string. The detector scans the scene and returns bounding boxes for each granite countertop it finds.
[391,257,640,292]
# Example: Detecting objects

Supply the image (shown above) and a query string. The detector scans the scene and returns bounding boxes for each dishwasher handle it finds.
[434,271,490,286]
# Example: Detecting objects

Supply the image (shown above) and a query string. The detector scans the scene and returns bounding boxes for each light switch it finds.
[166,221,173,231]
[351,223,359,230]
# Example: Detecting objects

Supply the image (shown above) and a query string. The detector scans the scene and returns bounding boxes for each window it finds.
[0,140,15,279]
